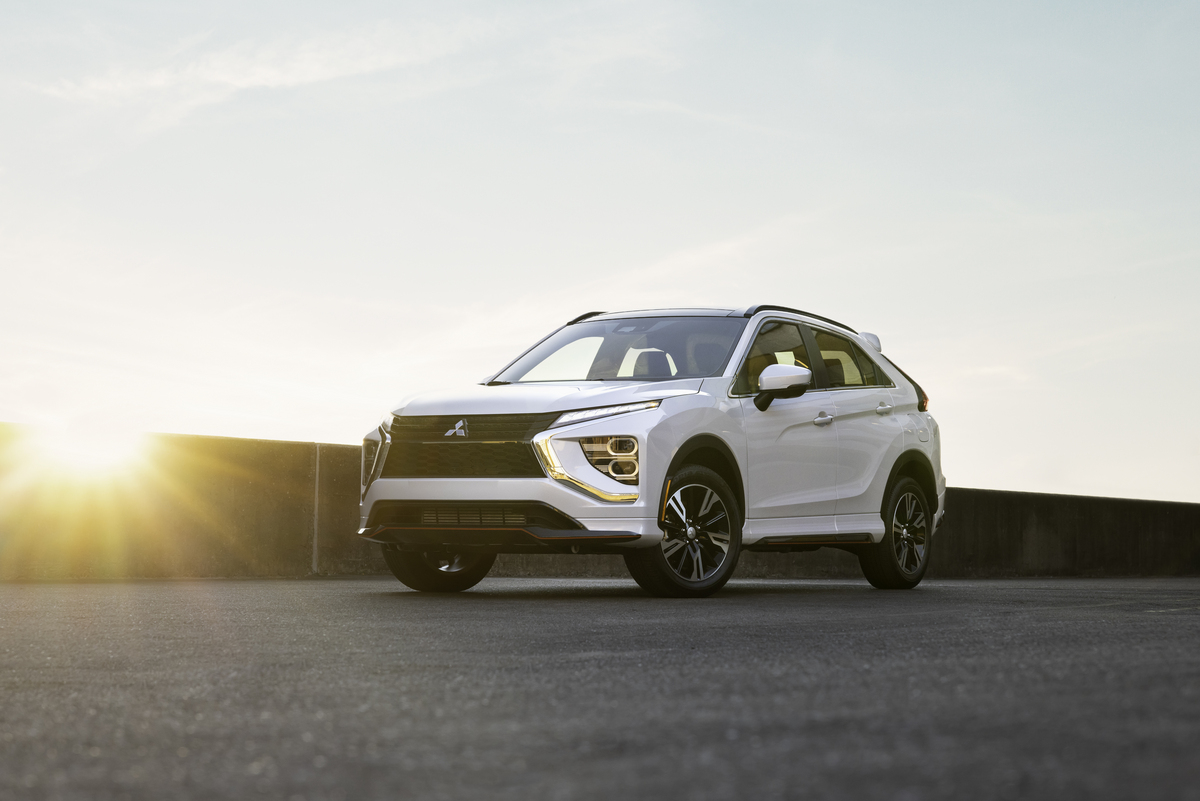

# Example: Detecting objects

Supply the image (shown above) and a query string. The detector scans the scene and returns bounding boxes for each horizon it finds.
[2,1,1197,503]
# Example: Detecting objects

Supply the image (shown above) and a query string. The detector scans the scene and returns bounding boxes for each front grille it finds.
[369,501,583,530]
[382,413,559,479]
[421,507,526,526]
[380,442,544,478]
[389,413,560,442]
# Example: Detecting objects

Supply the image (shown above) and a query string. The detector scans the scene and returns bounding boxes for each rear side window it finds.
[812,329,890,388]
[734,321,812,394]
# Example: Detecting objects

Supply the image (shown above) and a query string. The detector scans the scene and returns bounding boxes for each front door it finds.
[736,320,839,518]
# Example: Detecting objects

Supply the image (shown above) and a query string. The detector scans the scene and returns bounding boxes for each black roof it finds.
[565,305,857,334]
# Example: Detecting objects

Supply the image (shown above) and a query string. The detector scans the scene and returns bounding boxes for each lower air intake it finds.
[369,501,582,531]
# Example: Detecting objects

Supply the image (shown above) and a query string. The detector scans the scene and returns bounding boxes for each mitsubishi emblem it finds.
[445,419,468,437]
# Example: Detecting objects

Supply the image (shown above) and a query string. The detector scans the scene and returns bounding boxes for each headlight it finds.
[532,434,639,503]
[580,437,639,485]
[551,400,661,428]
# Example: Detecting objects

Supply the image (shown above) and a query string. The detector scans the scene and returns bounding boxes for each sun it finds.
[26,423,150,476]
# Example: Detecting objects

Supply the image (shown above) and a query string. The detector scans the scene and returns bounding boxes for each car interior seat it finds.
[633,351,673,378]
[824,358,845,387]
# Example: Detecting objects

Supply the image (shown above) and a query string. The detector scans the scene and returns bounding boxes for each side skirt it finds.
[742,512,885,548]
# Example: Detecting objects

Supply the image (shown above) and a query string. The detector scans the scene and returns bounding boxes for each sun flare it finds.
[26,424,150,476]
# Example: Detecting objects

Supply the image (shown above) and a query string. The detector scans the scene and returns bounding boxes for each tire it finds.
[382,547,496,592]
[858,477,932,589]
[623,465,742,598]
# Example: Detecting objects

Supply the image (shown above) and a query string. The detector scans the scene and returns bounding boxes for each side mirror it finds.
[754,364,813,411]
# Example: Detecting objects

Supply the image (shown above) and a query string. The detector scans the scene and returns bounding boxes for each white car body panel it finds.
[738,391,839,518]
[402,379,704,417]
[360,307,945,556]
[831,385,906,515]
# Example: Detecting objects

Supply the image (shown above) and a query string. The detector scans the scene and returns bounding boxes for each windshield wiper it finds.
[485,380,511,386]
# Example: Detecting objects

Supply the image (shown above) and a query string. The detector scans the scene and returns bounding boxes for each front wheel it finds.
[858,477,932,589]
[382,547,496,592]
[623,465,742,598]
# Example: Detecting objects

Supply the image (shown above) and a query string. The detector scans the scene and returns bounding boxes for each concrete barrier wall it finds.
[932,487,1200,577]
[1,425,1197,579]
[0,426,371,579]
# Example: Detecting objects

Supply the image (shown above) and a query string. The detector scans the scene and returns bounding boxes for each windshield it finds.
[495,316,748,383]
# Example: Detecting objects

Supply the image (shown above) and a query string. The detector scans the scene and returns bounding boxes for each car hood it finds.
[396,379,704,417]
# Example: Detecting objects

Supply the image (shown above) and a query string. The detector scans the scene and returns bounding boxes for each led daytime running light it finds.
[552,400,661,428]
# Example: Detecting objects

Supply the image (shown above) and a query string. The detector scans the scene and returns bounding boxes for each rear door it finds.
[808,327,905,519]
[736,320,839,518]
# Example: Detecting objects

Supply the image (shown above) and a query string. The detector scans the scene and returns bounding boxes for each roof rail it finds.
[741,305,857,334]
[566,311,606,325]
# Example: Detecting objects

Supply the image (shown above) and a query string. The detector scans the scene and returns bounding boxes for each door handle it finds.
[813,412,834,427]
[876,403,894,415]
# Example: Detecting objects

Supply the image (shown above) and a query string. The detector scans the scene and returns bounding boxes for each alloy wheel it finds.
[659,483,733,581]
[891,491,928,576]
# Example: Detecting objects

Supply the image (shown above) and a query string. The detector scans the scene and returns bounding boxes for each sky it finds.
[1,0,1198,502]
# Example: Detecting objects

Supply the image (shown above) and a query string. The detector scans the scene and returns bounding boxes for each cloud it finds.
[540,18,680,75]
[28,2,720,133]
[38,17,505,126]
[589,97,783,135]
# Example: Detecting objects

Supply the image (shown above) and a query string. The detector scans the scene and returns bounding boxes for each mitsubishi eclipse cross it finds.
[360,305,945,597]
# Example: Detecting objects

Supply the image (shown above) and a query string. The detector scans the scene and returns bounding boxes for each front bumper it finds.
[360,406,684,554]
[362,525,647,554]
[360,484,664,554]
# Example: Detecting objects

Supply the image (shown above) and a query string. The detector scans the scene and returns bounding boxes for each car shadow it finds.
[363,576,876,602]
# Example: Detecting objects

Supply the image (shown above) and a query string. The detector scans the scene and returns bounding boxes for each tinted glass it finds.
[734,321,812,394]
[496,317,748,383]
[855,345,883,386]
[812,329,888,388]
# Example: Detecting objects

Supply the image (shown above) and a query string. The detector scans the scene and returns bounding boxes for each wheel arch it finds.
[663,435,745,521]
[881,450,939,520]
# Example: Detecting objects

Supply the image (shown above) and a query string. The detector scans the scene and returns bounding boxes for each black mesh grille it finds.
[389,413,560,442]
[421,507,527,526]
[380,442,545,479]
[382,413,558,479]
[369,501,582,530]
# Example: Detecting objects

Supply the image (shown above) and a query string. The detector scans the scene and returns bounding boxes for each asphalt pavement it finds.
[2,576,1199,800]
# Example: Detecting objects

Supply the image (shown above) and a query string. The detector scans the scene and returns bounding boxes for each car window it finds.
[496,317,747,383]
[519,337,604,382]
[734,321,812,394]
[854,345,885,386]
[617,348,678,377]
[812,329,888,388]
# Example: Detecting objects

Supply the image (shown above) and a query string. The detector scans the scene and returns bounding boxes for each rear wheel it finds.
[858,477,931,589]
[624,465,742,598]
[382,547,496,592]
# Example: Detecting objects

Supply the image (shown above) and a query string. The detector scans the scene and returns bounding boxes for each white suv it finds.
[360,306,944,597]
